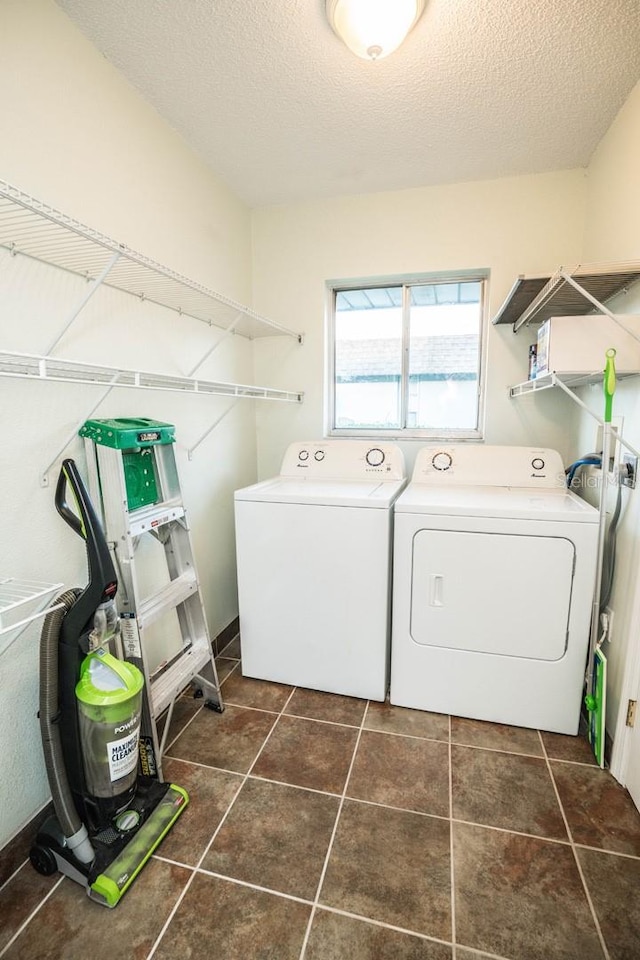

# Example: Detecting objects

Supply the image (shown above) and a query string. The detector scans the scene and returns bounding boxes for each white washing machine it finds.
[390,445,599,734]
[234,440,406,700]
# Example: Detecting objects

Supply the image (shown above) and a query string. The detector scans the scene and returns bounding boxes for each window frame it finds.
[325,270,488,441]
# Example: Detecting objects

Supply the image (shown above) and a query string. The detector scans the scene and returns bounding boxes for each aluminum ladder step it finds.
[151,637,213,717]
[126,498,185,537]
[137,570,198,629]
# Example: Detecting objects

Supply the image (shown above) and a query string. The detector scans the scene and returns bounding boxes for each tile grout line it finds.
[0,875,64,959]
[297,699,371,960]
[0,858,29,897]
[156,863,461,953]
[449,713,457,960]
[159,748,577,840]
[145,685,298,960]
[573,841,640,863]
[229,704,367,731]
[162,701,204,754]
[538,729,611,960]
[152,853,512,958]
[309,902,456,950]
[218,659,241,685]
[160,758,596,848]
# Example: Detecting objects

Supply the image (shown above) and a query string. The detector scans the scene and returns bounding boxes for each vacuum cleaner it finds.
[30,458,188,906]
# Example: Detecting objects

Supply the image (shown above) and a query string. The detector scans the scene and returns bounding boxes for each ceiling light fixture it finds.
[326,0,426,61]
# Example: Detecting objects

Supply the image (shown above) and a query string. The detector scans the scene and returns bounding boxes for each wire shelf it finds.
[0,577,64,651]
[510,370,640,398]
[493,262,640,330]
[0,349,303,403]
[0,180,302,341]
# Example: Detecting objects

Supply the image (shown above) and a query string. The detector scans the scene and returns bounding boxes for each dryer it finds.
[390,445,599,734]
[234,440,406,700]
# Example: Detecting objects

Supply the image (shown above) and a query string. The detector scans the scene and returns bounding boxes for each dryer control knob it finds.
[432,452,453,472]
[298,450,309,461]
[314,450,325,461]
[531,457,545,471]
[366,447,385,467]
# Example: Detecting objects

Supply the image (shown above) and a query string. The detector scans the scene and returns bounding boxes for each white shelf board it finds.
[0,349,303,403]
[0,180,301,341]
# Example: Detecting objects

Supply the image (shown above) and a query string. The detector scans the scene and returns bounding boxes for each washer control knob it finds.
[298,450,309,461]
[531,457,545,471]
[366,447,385,467]
[314,450,325,461]
[432,451,453,472]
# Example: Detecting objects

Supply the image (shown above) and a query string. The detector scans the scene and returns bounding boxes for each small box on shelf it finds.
[534,314,640,378]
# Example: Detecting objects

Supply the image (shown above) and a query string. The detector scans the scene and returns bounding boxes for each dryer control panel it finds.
[280,440,405,480]
[412,445,566,488]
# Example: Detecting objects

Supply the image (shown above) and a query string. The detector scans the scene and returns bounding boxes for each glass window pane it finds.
[334,288,402,429]
[408,281,481,430]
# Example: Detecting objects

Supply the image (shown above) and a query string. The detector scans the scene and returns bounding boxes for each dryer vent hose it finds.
[39,590,84,841]
[566,453,623,613]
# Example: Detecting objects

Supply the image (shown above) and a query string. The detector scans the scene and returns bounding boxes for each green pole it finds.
[603,347,616,423]
[585,347,617,764]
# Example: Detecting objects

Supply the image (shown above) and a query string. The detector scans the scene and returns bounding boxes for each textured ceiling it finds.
[55,0,640,207]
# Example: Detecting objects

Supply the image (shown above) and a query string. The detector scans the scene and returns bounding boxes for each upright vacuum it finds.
[30,458,188,907]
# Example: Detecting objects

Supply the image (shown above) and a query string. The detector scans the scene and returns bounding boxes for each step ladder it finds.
[81,417,223,780]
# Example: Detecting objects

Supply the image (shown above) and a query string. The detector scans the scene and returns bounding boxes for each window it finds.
[327,275,485,438]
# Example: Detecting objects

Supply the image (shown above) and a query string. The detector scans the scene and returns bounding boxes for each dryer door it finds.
[410,529,574,660]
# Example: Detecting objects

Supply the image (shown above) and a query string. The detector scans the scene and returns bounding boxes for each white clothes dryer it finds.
[390,445,599,734]
[234,440,406,700]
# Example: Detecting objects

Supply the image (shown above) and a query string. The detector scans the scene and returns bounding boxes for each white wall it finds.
[578,79,640,749]
[251,170,587,480]
[2,0,636,857]
[0,0,261,849]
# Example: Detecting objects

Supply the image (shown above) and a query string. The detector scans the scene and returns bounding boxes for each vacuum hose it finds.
[39,589,95,864]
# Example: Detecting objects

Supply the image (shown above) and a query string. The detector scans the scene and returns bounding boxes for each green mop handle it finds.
[586,347,617,705]
[604,347,616,422]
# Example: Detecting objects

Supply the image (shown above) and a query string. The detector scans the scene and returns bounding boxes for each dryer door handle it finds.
[429,574,444,607]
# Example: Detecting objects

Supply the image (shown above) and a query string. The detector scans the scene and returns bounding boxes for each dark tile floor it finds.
[2,636,640,960]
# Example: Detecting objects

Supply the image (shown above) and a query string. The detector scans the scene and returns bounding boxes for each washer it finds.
[234,440,406,700]
[390,445,599,734]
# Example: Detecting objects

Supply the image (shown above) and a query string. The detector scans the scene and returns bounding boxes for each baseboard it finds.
[212,616,240,656]
[0,800,53,888]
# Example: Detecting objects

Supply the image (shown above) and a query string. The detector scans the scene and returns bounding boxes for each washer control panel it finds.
[281,440,405,480]
[412,445,565,488]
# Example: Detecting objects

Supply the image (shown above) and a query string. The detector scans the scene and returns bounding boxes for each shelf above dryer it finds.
[0,180,302,342]
[493,262,640,332]
[510,370,640,399]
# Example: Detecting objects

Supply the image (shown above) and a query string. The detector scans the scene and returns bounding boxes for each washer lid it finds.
[234,476,406,508]
[394,483,599,522]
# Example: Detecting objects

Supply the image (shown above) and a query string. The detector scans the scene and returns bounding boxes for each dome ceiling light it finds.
[326,0,426,61]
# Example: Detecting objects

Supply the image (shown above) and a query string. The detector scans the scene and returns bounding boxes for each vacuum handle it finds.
[55,460,118,648]
[55,462,87,540]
